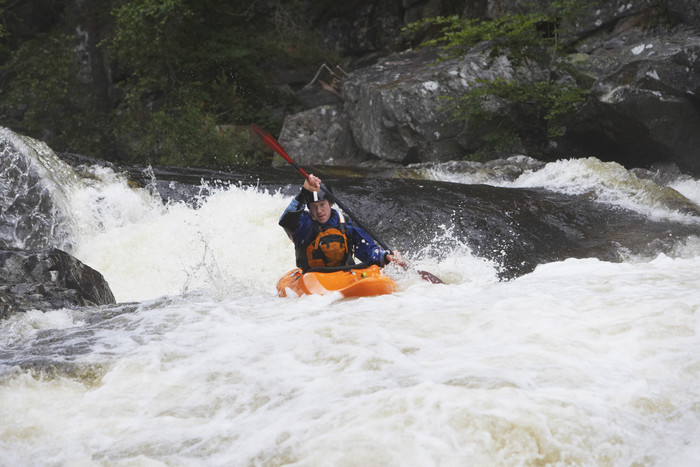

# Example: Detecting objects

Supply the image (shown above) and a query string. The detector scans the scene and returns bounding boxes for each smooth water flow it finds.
[1,133,699,466]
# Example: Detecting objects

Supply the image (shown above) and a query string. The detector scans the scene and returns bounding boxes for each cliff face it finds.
[280,0,700,176]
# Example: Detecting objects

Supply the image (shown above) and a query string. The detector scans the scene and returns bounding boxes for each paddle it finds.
[251,124,443,284]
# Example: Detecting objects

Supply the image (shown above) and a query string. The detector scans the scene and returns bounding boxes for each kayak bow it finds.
[277,265,396,298]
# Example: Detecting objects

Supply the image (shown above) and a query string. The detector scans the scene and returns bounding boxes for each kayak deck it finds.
[277,265,396,298]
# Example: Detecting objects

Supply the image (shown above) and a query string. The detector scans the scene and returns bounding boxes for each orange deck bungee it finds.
[276,264,396,298]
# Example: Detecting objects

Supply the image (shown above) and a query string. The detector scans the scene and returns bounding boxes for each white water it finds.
[423,157,700,224]
[2,157,700,466]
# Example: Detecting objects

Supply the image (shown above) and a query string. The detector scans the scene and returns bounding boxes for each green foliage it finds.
[0,31,110,156]
[0,0,6,38]
[0,0,337,167]
[110,0,191,78]
[451,77,588,139]
[103,0,336,166]
[406,0,590,156]
[112,86,264,167]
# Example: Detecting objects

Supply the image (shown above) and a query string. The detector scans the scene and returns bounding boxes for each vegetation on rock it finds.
[405,0,590,159]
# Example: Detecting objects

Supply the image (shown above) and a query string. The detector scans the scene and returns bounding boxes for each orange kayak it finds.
[276,264,396,298]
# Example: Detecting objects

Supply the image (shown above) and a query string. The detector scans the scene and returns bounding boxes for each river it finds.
[1,129,700,466]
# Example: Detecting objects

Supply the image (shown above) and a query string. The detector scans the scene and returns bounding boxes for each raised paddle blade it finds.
[250,124,309,178]
[250,124,282,155]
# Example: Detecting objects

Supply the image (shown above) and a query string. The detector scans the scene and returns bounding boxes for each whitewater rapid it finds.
[1,153,700,466]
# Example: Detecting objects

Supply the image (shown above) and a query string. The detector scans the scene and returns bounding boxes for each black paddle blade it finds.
[417,270,444,284]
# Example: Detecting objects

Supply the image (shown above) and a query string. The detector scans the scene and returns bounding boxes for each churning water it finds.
[1,129,700,466]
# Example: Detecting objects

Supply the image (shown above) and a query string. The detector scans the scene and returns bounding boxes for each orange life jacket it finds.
[305,213,350,268]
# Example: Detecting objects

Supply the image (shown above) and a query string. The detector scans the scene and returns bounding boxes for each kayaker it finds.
[279,174,403,271]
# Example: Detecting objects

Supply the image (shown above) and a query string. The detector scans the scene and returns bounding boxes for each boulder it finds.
[561,19,700,175]
[275,104,370,167]
[341,46,512,165]
[0,248,116,319]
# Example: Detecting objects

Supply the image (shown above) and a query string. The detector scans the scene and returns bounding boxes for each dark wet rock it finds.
[330,178,700,279]
[316,0,405,59]
[0,129,73,250]
[0,248,115,319]
[1,128,115,317]
[561,18,700,175]
[402,155,547,182]
[667,0,700,28]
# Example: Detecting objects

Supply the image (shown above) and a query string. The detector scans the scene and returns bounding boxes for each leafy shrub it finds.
[0,0,337,167]
[406,0,590,156]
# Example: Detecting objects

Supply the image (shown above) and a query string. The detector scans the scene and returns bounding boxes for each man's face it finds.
[309,200,331,224]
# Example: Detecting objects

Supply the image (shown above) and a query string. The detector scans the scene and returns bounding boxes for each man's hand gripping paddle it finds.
[251,124,443,284]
